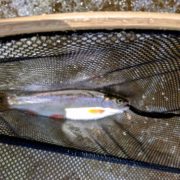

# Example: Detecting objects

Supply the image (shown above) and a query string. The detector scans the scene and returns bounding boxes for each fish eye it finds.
[116,99,123,104]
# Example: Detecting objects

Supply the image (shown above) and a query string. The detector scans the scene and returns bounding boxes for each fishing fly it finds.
[0,90,179,121]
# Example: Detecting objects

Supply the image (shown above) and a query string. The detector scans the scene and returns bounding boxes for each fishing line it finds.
[127,104,180,119]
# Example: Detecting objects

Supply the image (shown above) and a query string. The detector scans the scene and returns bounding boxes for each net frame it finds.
[0,12,179,38]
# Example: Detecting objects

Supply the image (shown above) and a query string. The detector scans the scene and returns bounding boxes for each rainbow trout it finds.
[0,90,128,121]
[1,90,179,120]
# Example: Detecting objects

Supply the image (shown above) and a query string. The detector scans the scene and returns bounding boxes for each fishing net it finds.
[0,30,180,179]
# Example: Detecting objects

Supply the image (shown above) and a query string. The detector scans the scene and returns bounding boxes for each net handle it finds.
[0,12,179,37]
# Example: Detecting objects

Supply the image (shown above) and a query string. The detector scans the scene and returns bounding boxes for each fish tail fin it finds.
[0,93,9,111]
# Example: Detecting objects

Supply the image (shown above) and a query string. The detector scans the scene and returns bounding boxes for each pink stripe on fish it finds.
[49,114,64,120]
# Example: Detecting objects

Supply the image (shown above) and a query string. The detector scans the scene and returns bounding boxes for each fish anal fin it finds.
[25,110,38,116]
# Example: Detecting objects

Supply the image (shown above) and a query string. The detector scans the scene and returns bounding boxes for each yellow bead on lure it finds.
[0,90,128,121]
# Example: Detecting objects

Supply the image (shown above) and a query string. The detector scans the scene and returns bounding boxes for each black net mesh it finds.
[0,137,180,180]
[0,30,180,178]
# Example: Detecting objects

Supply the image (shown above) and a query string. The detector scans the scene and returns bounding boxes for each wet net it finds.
[0,30,180,179]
